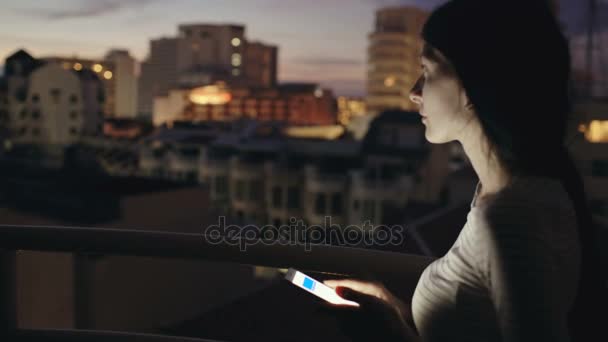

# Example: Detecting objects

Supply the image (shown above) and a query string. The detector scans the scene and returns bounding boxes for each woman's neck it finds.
[459,130,512,199]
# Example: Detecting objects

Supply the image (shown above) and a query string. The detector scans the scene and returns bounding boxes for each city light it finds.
[231,38,241,47]
[73,63,83,71]
[384,76,396,87]
[93,64,103,73]
[232,69,241,76]
[284,125,344,140]
[231,53,242,67]
[103,71,113,80]
[586,120,608,143]
[314,88,324,98]
[189,85,232,105]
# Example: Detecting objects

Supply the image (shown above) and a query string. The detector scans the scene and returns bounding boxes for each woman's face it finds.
[409,43,476,144]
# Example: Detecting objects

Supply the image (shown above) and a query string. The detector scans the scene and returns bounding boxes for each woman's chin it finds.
[424,130,449,144]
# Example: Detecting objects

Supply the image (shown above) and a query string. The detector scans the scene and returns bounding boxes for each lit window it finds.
[93,64,103,73]
[578,124,586,133]
[232,68,241,76]
[231,37,241,47]
[231,53,242,67]
[586,120,608,143]
[73,63,83,71]
[384,76,396,87]
[103,71,113,80]
[314,88,324,98]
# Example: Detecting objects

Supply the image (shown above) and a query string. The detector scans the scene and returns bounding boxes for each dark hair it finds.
[421,0,605,340]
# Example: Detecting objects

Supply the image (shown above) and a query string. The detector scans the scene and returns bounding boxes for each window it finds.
[32,110,40,119]
[32,94,40,103]
[70,127,78,135]
[200,31,209,39]
[231,53,242,67]
[236,210,244,223]
[235,180,246,200]
[70,111,78,119]
[186,172,197,183]
[32,128,40,136]
[287,186,300,209]
[273,218,281,228]
[331,193,343,215]
[15,87,27,103]
[314,193,326,215]
[19,127,27,136]
[362,200,375,222]
[50,88,61,104]
[249,180,263,201]
[19,109,27,119]
[353,199,360,211]
[272,186,282,209]
[70,94,78,104]
[215,176,228,196]
[592,160,608,178]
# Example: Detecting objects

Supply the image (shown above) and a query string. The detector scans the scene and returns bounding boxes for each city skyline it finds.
[0,0,606,97]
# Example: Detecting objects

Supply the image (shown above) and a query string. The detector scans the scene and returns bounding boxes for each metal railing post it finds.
[0,249,17,338]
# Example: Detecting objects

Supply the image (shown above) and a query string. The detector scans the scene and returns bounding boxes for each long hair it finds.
[421,0,605,340]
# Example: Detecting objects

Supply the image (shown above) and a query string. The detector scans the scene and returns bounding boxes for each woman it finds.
[324,0,605,341]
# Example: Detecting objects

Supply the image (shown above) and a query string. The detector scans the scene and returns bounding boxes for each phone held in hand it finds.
[284,268,360,307]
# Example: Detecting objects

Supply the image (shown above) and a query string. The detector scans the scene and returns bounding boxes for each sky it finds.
[0,0,606,97]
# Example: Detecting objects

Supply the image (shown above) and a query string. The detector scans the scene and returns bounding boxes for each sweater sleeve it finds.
[474,204,565,341]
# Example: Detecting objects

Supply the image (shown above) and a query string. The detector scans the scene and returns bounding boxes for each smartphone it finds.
[284,268,360,307]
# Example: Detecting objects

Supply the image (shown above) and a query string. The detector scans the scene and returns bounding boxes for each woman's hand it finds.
[320,279,419,342]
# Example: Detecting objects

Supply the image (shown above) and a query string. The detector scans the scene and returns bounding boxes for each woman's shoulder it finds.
[468,176,576,236]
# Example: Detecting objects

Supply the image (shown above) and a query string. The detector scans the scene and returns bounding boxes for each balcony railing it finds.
[0,224,435,342]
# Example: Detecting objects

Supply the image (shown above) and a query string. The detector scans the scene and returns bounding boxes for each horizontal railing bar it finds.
[0,224,434,282]
[11,328,223,342]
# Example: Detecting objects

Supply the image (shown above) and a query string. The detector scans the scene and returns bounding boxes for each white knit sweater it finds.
[411,176,581,341]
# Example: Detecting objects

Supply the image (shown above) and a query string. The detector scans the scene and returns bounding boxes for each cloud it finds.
[14,0,159,20]
[360,0,446,10]
[289,57,364,67]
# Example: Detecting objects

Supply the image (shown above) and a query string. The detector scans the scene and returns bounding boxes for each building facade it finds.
[138,24,278,117]
[105,49,138,118]
[366,7,429,115]
[139,111,451,228]
[153,82,337,127]
[2,50,104,146]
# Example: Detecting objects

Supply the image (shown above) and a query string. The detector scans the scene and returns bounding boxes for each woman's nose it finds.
[409,76,423,105]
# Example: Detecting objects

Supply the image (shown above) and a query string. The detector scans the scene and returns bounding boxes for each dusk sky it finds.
[1,0,606,96]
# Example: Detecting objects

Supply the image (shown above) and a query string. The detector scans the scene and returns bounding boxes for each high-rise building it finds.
[104,49,138,118]
[138,23,278,117]
[366,7,429,115]
[138,38,179,117]
[243,41,278,88]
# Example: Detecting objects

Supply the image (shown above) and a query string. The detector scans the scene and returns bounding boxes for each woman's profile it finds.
[324,0,606,341]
